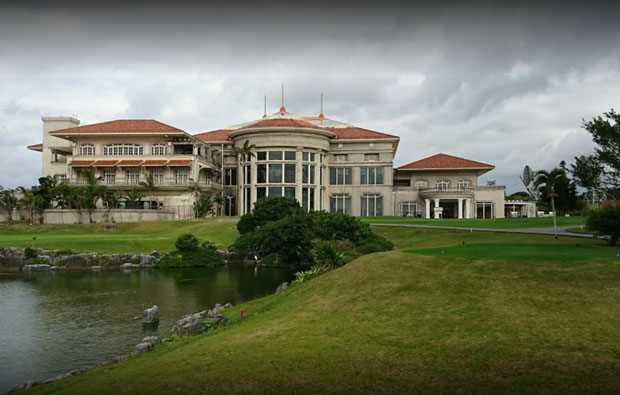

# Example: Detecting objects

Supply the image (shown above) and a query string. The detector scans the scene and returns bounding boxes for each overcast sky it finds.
[1,1,619,193]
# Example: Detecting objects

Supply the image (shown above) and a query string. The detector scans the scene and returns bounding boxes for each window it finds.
[360,167,384,185]
[330,194,351,214]
[257,151,267,161]
[436,180,450,191]
[103,169,116,185]
[126,169,140,184]
[103,144,143,156]
[284,164,296,183]
[361,194,383,217]
[329,167,352,185]
[224,168,237,185]
[400,202,418,217]
[80,144,95,156]
[320,167,324,185]
[284,187,296,199]
[302,187,315,212]
[268,187,283,197]
[244,165,251,185]
[303,165,315,184]
[394,179,411,187]
[225,195,236,216]
[257,164,267,184]
[334,154,348,162]
[257,187,266,200]
[152,170,164,184]
[457,179,472,190]
[414,180,428,188]
[284,151,296,160]
[302,152,308,161]
[364,153,379,161]
[175,170,189,185]
[268,151,282,160]
[476,202,494,219]
[269,164,282,183]
[57,174,68,184]
[151,144,167,155]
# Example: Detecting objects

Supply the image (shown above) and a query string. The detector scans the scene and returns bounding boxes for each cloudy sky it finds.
[1,0,619,193]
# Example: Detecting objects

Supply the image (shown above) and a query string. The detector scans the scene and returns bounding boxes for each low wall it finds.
[43,209,175,224]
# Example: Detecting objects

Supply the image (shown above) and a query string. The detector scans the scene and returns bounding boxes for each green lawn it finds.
[361,215,585,228]
[0,220,239,254]
[27,228,620,394]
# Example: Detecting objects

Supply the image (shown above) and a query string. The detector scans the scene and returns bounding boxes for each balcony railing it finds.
[419,187,474,198]
[62,178,222,189]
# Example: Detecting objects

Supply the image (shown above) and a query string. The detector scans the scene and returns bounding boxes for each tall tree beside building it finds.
[582,109,620,189]
[534,168,566,237]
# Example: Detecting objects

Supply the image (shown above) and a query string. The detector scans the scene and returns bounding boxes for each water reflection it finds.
[0,266,293,392]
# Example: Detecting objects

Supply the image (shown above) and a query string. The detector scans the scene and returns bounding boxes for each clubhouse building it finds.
[28,107,506,219]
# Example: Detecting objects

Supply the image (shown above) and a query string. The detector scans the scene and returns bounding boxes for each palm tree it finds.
[124,186,143,209]
[81,168,107,223]
[213,194,225,216]
[233,140,256,215]
[534,168,565,238]
[0,188,18,223]
[139,172,157,209]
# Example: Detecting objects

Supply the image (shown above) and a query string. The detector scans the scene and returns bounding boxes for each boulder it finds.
[121,262,133,269]
[150,250,160,258]
[142,336,160,345]
[132,342,154,356]
[143,305,160,324]
[0,247,25,272]
[172,306,228,336]
[37,255,53,264]
[275,282,289,293]
[63,254,93,270]
[91,266,101,271]
[139,254,157,267]
[23,264,51,271]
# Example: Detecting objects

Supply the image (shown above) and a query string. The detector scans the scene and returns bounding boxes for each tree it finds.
[534,168,565,237]
[582,109,620,189]
[213,194,225,216]
[233,140,256,214]
[18,187,46,224]
[81,168,107,223]
[196,193,215,217]
[0,188,18,223]
[570,155,604,204]
[586,206,620,246]
[237,196,303,234]
[124,186,143,209]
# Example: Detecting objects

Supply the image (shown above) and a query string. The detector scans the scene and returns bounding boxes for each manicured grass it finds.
[0,220,239,254]
[361,215,585,229]
[27,228,620,394]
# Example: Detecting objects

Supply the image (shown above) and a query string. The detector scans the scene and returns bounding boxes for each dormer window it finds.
[79,144,95,156]
[151,144,168,156]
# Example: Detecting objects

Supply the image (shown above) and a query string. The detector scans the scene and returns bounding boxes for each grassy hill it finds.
[27,228,620,394]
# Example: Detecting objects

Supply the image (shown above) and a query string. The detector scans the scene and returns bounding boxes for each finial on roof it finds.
[263,94,267,118]
[318,93,325,118]
[280,84,286,113]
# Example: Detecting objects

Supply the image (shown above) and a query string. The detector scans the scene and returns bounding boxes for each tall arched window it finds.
[151,144,167,155]
[79,144,95,156]
[436,180,450,191]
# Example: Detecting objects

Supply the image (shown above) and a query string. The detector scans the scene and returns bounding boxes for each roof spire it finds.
[263,94,267,118]
[279,84,286,113]
[319,93,325,119]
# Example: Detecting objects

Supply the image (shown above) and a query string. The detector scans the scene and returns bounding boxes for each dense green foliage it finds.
[159,233,224,267]
[231,197,393,267]
[582,109,620,189]
[586,205,620,246]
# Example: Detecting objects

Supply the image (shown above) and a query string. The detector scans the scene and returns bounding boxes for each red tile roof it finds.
[117,160,144,166]
[398,153,495,170]
[602,200,620,207]
[49,119,186,135]
[194,129,233,142]
[27,143,43,151]
[237,118,326,131]
[328,127,398,140]
[69,160,94,167]
[93,160,119,167]
[167,159,192,166]
[143,160,169,166]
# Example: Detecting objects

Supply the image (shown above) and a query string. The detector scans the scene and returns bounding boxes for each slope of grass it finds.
[0,220,239,253]
[361,215,585,228]
[27,228,620,394]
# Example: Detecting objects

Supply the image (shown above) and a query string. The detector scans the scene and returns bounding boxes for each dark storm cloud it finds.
[1,0,620,191]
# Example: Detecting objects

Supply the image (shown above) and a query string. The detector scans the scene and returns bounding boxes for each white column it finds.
[425,199,430,219]
[434,198,440,219]
[250,155,257,208]
[465,199,471,219]
[458,198,463,219]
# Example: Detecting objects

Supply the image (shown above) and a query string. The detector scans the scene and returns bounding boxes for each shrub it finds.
[158,246,224,267]
[356,233,394,254]
[292,266,322,284]
[586,206,620,246]
[236,214,255,235]
[201,240,218,252]
[24,247,37,260]
[237,197,303,234]
[175,233,199,252]
[311,240,345,269]
[256,214,314,267]
[308,211,372,244]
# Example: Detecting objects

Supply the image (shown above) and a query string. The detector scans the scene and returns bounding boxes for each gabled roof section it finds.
[194,129,233,142]
[27,143,43,152]
[49,119,186,135]
[398,153,495,170]
[328,126,398,140]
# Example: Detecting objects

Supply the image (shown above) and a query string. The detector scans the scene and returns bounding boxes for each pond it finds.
[0,266,294,393]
